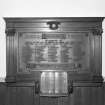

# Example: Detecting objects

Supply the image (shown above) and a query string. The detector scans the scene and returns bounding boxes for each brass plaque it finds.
[18,33,89,72]
[40,72,68,95]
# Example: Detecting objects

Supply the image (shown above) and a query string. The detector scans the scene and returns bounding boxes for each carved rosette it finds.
[47,21,60,30]
[5,29,16,36]
[91,28,103,36]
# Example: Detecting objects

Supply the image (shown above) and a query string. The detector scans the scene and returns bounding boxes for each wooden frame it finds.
[4,17,104,82]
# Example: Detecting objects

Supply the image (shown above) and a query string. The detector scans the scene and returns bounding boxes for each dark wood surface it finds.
[0,82,104,105]
[0,83,7,105]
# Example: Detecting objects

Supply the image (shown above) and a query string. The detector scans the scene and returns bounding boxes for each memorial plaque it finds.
[18,33,90,72]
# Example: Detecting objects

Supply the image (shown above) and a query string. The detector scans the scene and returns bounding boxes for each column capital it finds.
[90,28,103,36]
[5,29,16,36]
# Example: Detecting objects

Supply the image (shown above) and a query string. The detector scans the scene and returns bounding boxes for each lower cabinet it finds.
[6,83,105,105]
[40,86,105,105]
[0,83,6,105]
[17,87,34,105]
[6,84,35,105]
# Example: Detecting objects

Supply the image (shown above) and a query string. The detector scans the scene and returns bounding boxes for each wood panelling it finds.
[103,82,105,105]
[94,35,102,75]
[6,87,16,105]
[3,17,105,105]
[0,83,6,105]
[6,22,102,29]
[17,87,34,105]
[1,82,104,105]
[40,97,58,105]
[6,86,34,105]
[4,17,104,24]
[6,29,16,82]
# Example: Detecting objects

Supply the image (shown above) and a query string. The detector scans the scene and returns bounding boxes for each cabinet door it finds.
[6,86,34,105]
[17,87,34,105]
[6,87,17,105]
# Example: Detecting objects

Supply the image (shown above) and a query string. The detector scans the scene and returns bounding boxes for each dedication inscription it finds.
[18,33,89,72]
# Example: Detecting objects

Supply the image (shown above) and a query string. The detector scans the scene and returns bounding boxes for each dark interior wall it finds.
[0,82,105,105]
[0,82,6,105]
